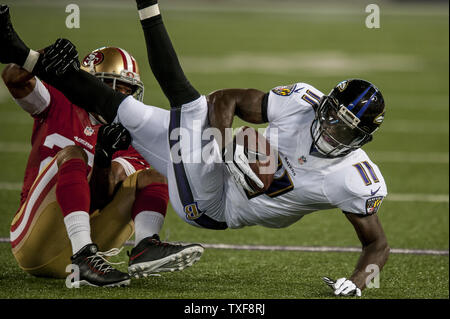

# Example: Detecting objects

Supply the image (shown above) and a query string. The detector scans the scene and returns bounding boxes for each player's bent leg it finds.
[88,171,141,253]
[56,146,130,287]
[10,157,72,278]
[10,148,133,281]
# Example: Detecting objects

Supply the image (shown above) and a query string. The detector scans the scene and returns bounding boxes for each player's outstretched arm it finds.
[323,213,389,297]
[135,0,200,107]
[346,212,390,287]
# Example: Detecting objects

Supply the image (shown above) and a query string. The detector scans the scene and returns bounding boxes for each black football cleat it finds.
[128,234,204,278]
[0,5,30,65]
[69,243,130,288]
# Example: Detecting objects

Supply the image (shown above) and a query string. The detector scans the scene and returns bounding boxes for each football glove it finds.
[322,277,362,297]
[40,38,80,76]
[223,127,264,193]
[94,123,132,168]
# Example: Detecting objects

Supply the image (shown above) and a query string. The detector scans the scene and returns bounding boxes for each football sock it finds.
[136,0,200,108]
[55,159,90,217]
[134,211,165,245]
[63,211,92,255]
[132,183,169,246]
[56,159,93,254]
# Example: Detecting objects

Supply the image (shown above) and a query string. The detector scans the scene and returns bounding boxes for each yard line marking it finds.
[0,142,31,153]
[0,237,446,256]
[0,182,22,191]
[180,52,422,75]
[0,181,448,203]
[387,193,449,203]
[178,243,449,256]
[371,151,448,164]
[1,141,447,163]
[12,0,449,17]
[381,120,448,134]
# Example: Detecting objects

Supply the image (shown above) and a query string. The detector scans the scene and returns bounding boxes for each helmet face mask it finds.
[100,74,144,102]
[311,79,384,158]
[80,47,145,102]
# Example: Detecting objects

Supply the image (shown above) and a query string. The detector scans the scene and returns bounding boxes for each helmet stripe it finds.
[122,49,134,72]
[356,90,377,118]
[131,56,137,73]
[347,85,372,111]
[115,47,128,70]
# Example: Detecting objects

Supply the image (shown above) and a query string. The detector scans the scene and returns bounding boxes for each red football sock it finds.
[55,158,90,217]
[132,183,169,220]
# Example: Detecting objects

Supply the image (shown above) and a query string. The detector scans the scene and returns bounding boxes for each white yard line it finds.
[388,193,449,203]
[11,0,449,17]
[0,182,22,191]
[0,180,448,203]
[0,142,31,153]
[187,243,449,256]
[1,143,447,164]
[179,52,422,75]
[381,120,448,134]
[371,151,449,164]
[0,237,447,256]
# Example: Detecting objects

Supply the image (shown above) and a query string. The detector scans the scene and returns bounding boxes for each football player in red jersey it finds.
[1,46,203,287]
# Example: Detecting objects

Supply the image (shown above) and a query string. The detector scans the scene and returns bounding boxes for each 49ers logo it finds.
[82,51,104,67]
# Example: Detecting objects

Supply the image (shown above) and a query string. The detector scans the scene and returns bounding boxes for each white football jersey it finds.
[224,83,387,229]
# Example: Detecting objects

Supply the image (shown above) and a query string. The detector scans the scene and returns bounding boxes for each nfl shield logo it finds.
[298,156,307,165]
[84,126,94,136]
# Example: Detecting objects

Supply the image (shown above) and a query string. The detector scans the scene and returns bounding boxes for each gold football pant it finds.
[10,158,140,279]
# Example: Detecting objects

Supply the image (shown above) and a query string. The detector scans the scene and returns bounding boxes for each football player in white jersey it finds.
[0,1,389,296]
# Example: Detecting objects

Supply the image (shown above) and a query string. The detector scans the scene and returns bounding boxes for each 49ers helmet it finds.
[81,47,144,101]
[311,79,385,157]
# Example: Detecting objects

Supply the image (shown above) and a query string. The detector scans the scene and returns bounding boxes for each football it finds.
[234,126,277,192]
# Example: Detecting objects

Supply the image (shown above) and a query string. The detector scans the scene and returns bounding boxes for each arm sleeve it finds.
[14,78,50,116]
[137,1,200,107]
[261,93,269,123]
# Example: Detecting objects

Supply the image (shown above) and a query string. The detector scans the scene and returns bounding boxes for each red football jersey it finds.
[18,83,150,208]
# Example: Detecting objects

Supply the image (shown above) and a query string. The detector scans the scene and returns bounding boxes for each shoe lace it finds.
[86,247,125,274]
[151,238,171,247]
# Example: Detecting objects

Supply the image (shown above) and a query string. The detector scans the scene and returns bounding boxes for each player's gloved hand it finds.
[0,5,30,65]
[322,277,362,297]
[40,38,80,76]
[223,127,264,193]
[94,123,132,168]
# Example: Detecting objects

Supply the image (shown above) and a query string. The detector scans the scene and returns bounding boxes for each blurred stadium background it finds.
[0,0,448,298]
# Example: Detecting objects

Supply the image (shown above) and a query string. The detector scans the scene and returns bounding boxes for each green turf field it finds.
[0,0,448,299]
